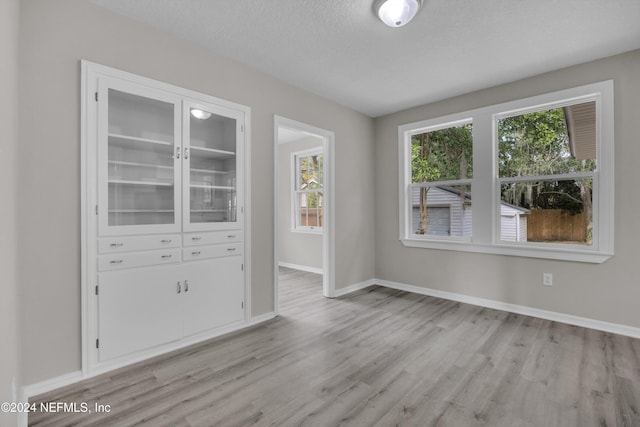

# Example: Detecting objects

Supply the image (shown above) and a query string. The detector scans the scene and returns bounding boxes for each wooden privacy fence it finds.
[299,208,323,227]
[527,209,587,242]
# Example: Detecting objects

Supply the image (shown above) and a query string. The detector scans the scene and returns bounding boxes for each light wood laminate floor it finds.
[30,267,640,426]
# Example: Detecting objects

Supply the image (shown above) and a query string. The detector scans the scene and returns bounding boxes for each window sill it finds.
[291,228,323,235]
[400,238,613,264]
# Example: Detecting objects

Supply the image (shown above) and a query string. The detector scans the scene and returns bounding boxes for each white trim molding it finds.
[278,262,323,275]
[19,371,84,426]
[21,371,84,402]
[274,115,336,310]
[334,279,377,297]
[248,311,278,326]
[375,278,640,339]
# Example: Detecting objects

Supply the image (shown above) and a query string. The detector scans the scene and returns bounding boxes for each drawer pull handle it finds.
[177,281,182,294]
[184,280,189,292]
[192,251,201,256]
[161,239,172,244]
[192,236,202,241]
[110,259,123,264]
[161,255,173,259]
[110,242,124,247]
[227,234,236,239]
[227,247,236,252]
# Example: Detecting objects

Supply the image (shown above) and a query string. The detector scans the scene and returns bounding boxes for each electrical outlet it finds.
[543,273,553,286]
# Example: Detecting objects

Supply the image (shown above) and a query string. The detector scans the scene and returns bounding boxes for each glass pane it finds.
[498,101,596,178]
[188,108,237,224]
[107,89,175,226]
[411,184,472,237]
[295,191,323,229]
[297,154,323,191]
[411,123,473,183]
[499,179,593,245]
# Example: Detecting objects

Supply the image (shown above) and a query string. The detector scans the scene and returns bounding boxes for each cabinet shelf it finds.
[190,168,227,175]
[109,133,173,148]
[109,179,173,187]
[109,209,174,213]
[189,146,235,159]
[190,209,227,213]
[109,160,173,170]
[190,184,235,190]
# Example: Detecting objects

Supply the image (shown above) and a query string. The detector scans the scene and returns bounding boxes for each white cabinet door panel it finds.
[182,257,244,337]
[98,266,183,361]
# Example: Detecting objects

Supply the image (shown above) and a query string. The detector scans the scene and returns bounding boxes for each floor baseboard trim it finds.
[334,279,377,298]
[278,262,323,275]
[21,370,83,403]
[376,278,640,339]
[249,311,277,326]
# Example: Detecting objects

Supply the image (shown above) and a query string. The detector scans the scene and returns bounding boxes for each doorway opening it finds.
[274,116,335,313]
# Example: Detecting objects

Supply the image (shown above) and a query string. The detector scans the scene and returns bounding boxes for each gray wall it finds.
[375,49,640,329]
[1,0,20,422]
[19,0,375,385]
[278,137,323,270]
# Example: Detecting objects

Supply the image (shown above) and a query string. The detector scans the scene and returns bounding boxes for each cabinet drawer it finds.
[99,234,180,254]
[183,243,243,261]
[98,248,181,271]
[183,230,243,247]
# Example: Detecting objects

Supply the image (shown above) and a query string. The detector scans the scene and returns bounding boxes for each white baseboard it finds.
[376,278,640,339]
[20,370,84,426]
[249,311,277,326]
[334,278,377,297]
[21,370,83,402]
[278,262,323,275]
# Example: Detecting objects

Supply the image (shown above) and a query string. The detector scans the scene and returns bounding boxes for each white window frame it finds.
[399,80,614,263]
[405,118,474,242]
[291,147,323,234]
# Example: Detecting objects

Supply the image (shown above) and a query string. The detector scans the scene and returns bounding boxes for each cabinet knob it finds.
[161,254,172,259]
[177,281,182,294]
[227,234,236,239]
[110,242,124,247]
[109,259,123,264]
[192,236,202,241]
[184,280,189,292]
[227,247,236,252]
[160,239,172,244]
[184,147,189,160]
[175,146,181,159]
[191,251,201,256]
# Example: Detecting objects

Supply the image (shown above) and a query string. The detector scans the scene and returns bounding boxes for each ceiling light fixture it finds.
[375,0,423,27]
[190,109,212,120]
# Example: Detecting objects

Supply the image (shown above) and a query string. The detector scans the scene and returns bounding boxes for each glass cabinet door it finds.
[98,78,181,235]
[183,102,243,230]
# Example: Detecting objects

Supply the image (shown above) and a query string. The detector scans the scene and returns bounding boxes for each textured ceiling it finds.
[91,0,640,117]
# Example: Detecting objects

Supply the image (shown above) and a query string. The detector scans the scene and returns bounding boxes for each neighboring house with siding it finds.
[411,187,529,241]
[499,202,529,242]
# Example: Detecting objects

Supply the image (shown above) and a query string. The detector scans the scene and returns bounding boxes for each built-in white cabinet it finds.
[83,61,249,370]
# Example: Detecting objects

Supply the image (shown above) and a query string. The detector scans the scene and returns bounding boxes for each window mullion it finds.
[498,172,594,184]
[472,110,494,245]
